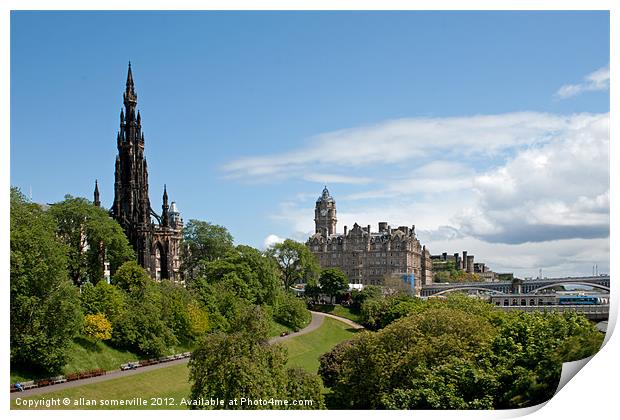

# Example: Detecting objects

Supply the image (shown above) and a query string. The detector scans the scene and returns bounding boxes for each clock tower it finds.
[314,186,337,235]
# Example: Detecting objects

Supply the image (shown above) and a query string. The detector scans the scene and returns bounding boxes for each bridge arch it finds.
[529,282,610,294]
[433,287,505,296]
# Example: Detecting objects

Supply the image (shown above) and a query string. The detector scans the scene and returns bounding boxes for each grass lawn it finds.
[282,317,359,373]
[311,304,362,324]
[11,317,356,410]
[269,319,294,338]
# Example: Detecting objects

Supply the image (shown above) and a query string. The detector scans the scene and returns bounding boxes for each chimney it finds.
[344,225,348,236]
[379,222,387,232]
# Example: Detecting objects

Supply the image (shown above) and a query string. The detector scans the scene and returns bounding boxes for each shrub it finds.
[274,293,311,331]
[84,313,113,343]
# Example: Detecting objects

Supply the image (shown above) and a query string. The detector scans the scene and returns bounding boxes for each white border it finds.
[2,1,616,419]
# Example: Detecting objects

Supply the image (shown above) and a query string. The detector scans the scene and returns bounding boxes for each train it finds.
[488,293,609,307]
[558,295,608,305]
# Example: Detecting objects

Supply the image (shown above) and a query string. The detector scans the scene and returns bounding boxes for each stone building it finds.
[431,250,499,281]
[307,187,433,292]
[96,63,183,281]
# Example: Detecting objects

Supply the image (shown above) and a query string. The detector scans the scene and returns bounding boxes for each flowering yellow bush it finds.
[84,313,112,343]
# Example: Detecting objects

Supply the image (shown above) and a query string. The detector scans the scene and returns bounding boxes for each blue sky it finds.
[10,11,610,277]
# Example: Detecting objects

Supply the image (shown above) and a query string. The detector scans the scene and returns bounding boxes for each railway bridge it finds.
[420,275,610,297]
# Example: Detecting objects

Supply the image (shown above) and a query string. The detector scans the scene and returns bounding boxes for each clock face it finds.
[320,209,328,216]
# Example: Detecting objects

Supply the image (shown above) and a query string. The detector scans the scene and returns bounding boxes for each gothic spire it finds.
[126,61,134,91]
[123,61,137,107]
[93,179,100,207]
[162,184,169,227]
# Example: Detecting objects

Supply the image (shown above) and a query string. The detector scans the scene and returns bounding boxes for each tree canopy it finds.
[188,306,324,410]
[319,268,349,303]
[181,220,234,281]
[268,239,320,290]
[10,188,83,373]
[49,195,134,285]
[319,295,604,409]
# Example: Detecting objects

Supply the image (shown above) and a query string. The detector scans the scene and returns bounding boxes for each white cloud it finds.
[263,234,285,249]
[222,112,589,182]
[422,236,609,278]
[249,111,608,277]
[456,113,609,243]
[343,161,475,200]
[302,173,373,185]
[555,65,610,99]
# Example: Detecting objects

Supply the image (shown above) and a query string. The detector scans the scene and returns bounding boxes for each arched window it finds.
[154,242,168,280]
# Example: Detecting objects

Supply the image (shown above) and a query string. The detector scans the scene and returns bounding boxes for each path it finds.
[312,311,364,330]
[11,311,361,400]
[268,311,325,344]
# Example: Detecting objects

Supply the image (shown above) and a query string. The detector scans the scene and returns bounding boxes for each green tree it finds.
[359,293,425,330]
[268,239,320,290]
[188,331,289,409]
[319,295,604,410]
[159,280,194,344]
[49,195,134,285]
[198,245,281,306]
[350,285,382,312]
[187,301,210,337]
[80,281,126,326]
[10,188,83,373]
[285,367,325,409]
[274,292,311,331]
[112,260,150,292]
[489,311,603,408]
[320,304,497,409]
[188,306,324,410]
[181,220,234,281]
[319,268,349,303]
[304,280,322,303]
[110,262,177,356]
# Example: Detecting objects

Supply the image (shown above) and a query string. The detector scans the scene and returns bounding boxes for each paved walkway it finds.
[313,311,364,330]
[11,310,362,400]
[269,311,325,344]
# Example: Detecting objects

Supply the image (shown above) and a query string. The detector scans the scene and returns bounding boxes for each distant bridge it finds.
[420,275,610,297]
